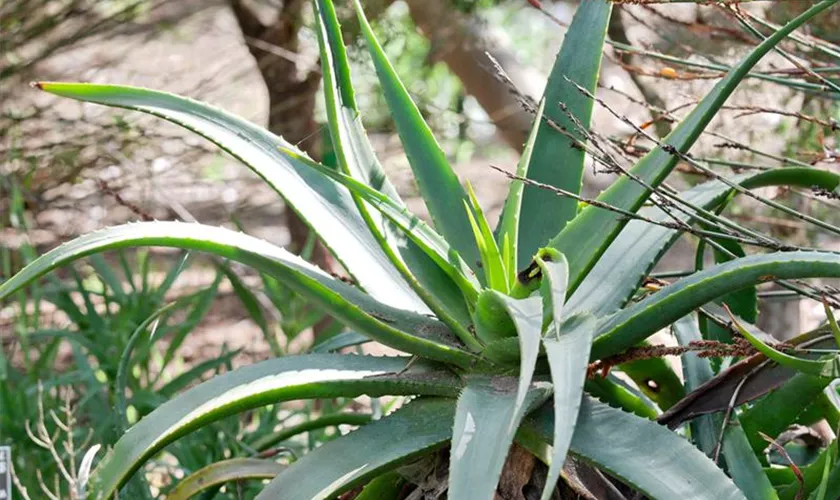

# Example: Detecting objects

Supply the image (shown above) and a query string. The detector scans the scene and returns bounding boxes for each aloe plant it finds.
[5,0,840,498]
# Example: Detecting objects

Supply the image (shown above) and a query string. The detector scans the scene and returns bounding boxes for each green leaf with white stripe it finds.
[566,167,840,320]
[34,82,426,313]
[593,251,840,361]
[536,251,593,500]
[526,397,746,500]
[517,0,612,267]
[258,398,455,500]
[352,0,480,271]
[549,0,839,293]
[0,222,482,368]
[450,289,545,499]
[496,99,545,277]
[540,313,594,500]
[450,376,551,500]
[285,146,480,308]
[313,0,398,200]
[86,354,462,497]
[167,459,285,500]
[313,0,475,335]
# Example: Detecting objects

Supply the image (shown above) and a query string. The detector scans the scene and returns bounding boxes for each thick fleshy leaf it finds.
[525,396,746,500]
[672,314,718,456]
[0,222,482,368]
[312,331,371,353]
[540,313,595,500]
[288,148,477,286]
[34,82,425,313]
[285,147,481,321]
[593,251,840,361]
[659,329,836,428]
[536,249,569,328]
[313,0,475,335]
[740,372,833,455]
[721,415,780,500]
[728,310,840,378]
[473,290,517,345]
[584,376,659,420]
[496,293,544,422]
[698,238,757,344]
[517,0,612,267]
[450,288,546,500]
[258,398,456,500]
[352,0,480,270]
[549,0,839,293]
[250,412,373,452]
[566,168,840,319]
[355,472,404,500]
[86,354,462,496]
[313,0,398,201]
[687,320,781,493]
[496,99,545,275]
[450,376,551,500]
[465,183,507,292]
[535,251,593,499]
[167,458,284,500]
[618,356,685,411]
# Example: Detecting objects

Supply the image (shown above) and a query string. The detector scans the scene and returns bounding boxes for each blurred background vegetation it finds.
[2,0,839,497]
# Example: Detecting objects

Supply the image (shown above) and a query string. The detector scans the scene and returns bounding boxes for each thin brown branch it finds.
[612,0,761,4]
[639,4,753,43]
[759,432,805,500]
[96,179,154,222]
[587,339,756,378]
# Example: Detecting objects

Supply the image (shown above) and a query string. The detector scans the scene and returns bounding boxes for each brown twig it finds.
[639,4,753,43]
[523,0,568,27]
[759,432,805,500]
[488,164,777,250]
[586,339,756,378]
[96,179,154,221]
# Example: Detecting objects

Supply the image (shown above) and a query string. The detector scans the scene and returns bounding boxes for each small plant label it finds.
[0,446,9,499]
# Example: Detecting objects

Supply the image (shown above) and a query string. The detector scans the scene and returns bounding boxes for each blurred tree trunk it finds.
[607,6,672,139]
[403,0,544,152]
